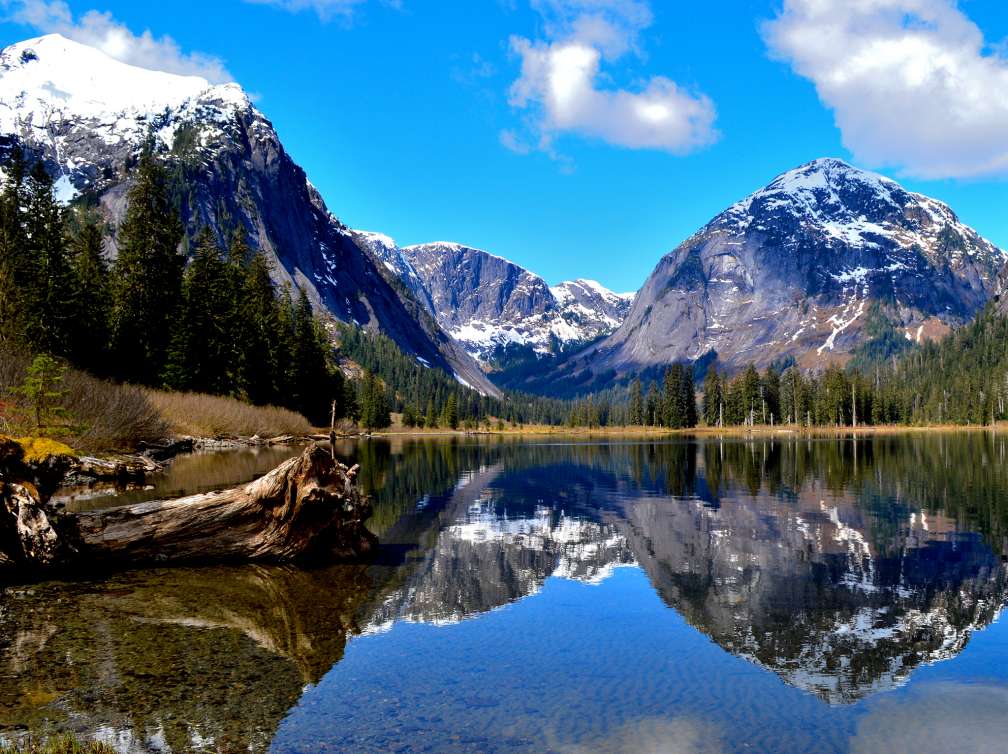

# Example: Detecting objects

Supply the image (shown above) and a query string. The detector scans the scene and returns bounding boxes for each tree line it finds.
[0,145,350,426]
[4,142,1008,433]
[699,305,1008,428]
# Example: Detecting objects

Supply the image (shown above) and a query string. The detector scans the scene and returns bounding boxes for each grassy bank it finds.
[144,389,313,438]
[1,347,314,452]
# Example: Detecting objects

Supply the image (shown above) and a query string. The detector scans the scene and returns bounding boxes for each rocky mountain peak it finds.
[0,34,500,396]
[544,157,1008,386]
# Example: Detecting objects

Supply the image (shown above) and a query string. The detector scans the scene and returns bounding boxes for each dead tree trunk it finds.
[2,444,374,578]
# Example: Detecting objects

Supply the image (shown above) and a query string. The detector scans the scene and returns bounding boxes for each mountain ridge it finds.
[528,157,1007,394]
[0,33,499,396]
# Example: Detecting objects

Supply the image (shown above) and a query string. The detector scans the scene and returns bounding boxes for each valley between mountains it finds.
[1,33,1006,404]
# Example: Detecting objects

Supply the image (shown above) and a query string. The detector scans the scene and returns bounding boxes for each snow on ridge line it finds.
[354,229,398,248]
[0,34,249,122]
[402,240,526,271]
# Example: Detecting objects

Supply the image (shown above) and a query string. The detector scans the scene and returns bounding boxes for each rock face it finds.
[0,34,497,395]
[561,158,1006,382]
[355,235,634,365]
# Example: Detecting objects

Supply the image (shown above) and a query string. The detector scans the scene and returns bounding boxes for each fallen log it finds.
[1,444,375,578]
[74,454,163,482]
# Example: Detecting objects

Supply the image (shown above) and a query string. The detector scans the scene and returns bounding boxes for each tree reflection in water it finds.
[3,434,1008,751]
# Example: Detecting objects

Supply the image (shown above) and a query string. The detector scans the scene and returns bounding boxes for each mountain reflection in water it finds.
[3,435,1008,753]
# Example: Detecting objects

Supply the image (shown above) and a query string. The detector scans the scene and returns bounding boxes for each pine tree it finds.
[0,148,32,343]
[628,378,643,425]
[164,228,234,394]
[25,162,76,356]
[442,393,459,430]
[289,288,336,424]
[702,366,723,427]
[663,365,685,428]
[241,251,284,405]
[69,218,111,373]
[359,371,390,431]
[110,144,184,384]
[425,398,437,429]
[681,365,698,427]
[645,381,660,426]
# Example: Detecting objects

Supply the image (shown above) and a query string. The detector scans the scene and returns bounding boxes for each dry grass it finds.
[144,389,313,438]
[0,735,116,754]
[0,346,166,452]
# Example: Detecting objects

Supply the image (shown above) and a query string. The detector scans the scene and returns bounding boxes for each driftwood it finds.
[75,454,163,481]
[1,444,374,577]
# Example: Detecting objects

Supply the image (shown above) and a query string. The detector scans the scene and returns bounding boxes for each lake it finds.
[4,434,1008,753]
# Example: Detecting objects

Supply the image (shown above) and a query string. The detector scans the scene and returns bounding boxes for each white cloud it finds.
[505,0,717,155]
[764,0,1008,179]
[243,0,385,22]
[7,0,232,82]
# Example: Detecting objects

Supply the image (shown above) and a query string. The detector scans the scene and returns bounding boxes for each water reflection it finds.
[4,434,1008,752]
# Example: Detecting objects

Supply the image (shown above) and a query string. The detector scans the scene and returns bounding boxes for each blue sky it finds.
[0,0,1006,292]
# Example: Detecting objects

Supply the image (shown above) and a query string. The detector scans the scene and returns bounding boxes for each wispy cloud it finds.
[764,0,1008,179]
[243,0,393,23]
[504,0,717,157]
[6,0,232,82]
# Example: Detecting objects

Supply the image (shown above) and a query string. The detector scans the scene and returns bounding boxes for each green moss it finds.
[13,437,76,464]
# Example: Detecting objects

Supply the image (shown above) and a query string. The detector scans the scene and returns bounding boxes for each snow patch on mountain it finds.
[0,34,251,192]
[375,240,637,364]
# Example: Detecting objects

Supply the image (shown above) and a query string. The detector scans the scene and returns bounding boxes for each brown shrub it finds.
[144,389,313,438]
[0,346,166,452]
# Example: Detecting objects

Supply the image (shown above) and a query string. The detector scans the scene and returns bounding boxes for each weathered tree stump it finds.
[0,444,374,578]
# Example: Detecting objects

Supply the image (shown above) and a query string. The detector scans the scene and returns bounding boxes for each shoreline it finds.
[356,423,1008,439]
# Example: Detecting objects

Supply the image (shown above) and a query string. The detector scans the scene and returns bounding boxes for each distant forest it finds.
[2,144,1008,432]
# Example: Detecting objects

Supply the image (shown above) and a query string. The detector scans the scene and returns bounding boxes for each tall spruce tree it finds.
[442,392,459,430]
[69,218,111,373]
[702,366,723,427]
[110,145,184,384]
[289,288,336,424]
[164,228,234,394]
[0,148,31,343]
[628,377,644,425]
[26,162,76,356]
[241,251,284,405]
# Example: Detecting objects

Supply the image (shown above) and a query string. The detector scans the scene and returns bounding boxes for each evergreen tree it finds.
[241,251,284,405]
[0,147,31,343]
[69,218,111,373]
[164,228,234,394]
[681,365,698,427]
[425,399,437,429]
[628,378,643,425]
[359,371,390,431]
[26,162,76,356]
[702,366,723,427]
[289,288,337,425]
[110,145,184,384]
[645,381,660,426]
[442,393,459,430]
[662,365,685,428]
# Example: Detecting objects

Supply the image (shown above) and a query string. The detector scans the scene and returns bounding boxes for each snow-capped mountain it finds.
[352,236,634,365]
[0,34,497,395]
[549,158,1006,386]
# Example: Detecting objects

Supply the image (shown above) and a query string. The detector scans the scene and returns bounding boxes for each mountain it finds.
[355,236,634,366]
[0,34,497,395]
[549,158,1006,389]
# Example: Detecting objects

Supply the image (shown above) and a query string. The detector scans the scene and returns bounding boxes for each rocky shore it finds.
[0,436,375,580]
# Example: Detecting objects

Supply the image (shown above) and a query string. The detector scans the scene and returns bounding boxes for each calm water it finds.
[4,435,1008,753]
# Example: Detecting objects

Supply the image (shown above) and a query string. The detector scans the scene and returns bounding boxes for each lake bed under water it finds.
[4,435,1008,753]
